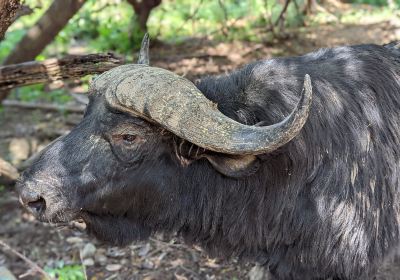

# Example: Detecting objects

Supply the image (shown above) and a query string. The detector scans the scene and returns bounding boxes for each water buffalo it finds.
[17,36,400,280]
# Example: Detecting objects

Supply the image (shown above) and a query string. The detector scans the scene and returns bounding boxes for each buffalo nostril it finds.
[27,197,46,216]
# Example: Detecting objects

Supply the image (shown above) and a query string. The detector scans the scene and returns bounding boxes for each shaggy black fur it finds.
[18,43,400,280]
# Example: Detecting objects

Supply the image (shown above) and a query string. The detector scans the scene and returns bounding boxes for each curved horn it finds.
[102,65,312,155]
[137,33,150,65]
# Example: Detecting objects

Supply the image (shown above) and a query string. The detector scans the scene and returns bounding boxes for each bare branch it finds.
[274,0,291,28]
[2,100,86,113]
[0,53,124,91]
[174,0,204,35]
[217,0,229,37]
[14,4,35,20]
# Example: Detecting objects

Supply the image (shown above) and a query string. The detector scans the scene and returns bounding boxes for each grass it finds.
[339,6,399,24]
[45,262,86,280]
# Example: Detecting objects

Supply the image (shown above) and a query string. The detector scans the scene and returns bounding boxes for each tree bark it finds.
[126,0,161,32]
[304,0,317,15]
[0,53,124,90]
[0,0,21,41]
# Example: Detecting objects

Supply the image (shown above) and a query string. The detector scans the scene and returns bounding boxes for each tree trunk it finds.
[304,0,317,15]
[126,0,162,32]
[3,0,85,65]
[0,0,85,102]
[0,0,21,41]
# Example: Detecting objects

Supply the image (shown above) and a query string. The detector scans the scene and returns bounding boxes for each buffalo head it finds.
[17,35,312,246]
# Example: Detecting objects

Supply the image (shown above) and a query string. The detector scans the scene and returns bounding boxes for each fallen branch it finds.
[2,100,86,113]
[0,53,124,91]
[0,128,70,141]
[153,53,227,62]
[0,240,52,280]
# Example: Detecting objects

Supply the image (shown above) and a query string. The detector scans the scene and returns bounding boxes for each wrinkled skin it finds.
[17,43,400,280]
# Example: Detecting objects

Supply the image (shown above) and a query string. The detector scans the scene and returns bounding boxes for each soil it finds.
[1,12,399,280]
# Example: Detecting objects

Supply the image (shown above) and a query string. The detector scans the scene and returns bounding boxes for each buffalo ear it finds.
[200,154,260,178]
[173,140,260,178]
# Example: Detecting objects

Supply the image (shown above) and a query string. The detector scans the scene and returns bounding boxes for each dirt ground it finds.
[1,12,400,280]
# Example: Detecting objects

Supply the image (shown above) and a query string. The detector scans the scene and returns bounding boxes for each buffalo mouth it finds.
[21,196,152,246]
[28,207,83,229]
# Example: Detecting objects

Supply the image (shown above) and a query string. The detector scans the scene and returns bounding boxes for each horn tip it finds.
[138,33,150,65]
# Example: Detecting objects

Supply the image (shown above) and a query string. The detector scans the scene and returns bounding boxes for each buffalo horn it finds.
[102,65,312,155]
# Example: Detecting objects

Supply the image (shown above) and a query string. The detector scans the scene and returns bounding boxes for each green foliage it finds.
[10,85,72,104]
[0,0,397,104]
[0,29,25,62]
[339,6,397,23]
[1,0,398,60]
[0,0,306,62]
[53,0,144,56]
[348,0,399,7]
[45,262,85,280]
[147,0,306,42]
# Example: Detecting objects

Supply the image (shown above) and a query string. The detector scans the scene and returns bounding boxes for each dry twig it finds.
[0,239,52,280]
[175,0,204,35]
[2,100,86,113]
[217,0,229,37]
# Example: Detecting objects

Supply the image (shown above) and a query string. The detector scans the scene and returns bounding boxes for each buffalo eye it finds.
[122,134,137,145]
[109,133,145,163]
[112,134,143,147]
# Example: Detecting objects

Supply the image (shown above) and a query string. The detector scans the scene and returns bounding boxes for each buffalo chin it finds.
[82,212,151,246]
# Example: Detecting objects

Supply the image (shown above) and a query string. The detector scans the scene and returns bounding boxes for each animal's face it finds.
[17,95,179,245]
